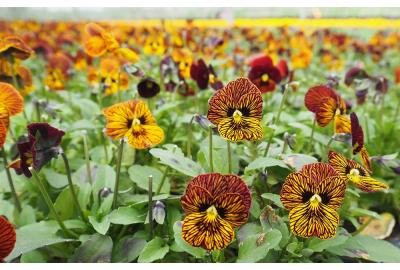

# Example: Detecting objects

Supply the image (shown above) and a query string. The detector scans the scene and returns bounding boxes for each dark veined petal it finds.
[315,176,346,210]
[207,92,235,125]
[304,85,338,113]
[334,114,351,134]
[217,116,263,142]
[328,151,351,181]
[280,171,315,210]
[353,175,389,192]
[300,163,339,184]
[360,147,372,173]
[0,216,16,261]
[126,124,164,149]
[0,118,9,149]
[289,201,339,239]
[237,93,263,119]
[315,97,336,127]
[213,193,249,228]
[181,185,214,214]
[181,212,234,251]
[350,112,364,154]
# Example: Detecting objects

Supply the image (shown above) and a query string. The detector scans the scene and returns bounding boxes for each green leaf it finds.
[5,221,76,261]
[74,98,101,118]
[259,206,289,247]
[128,165,170,194]
[42,168,68,189]
[245,157,289,173]
[109,206,146,225]
[261,193,284,208]
[70,234,113,263]
[172,221,206,258]
[16,205,36,226]
[137,236,169,263]
[88,215,111,235]
[308,234,349,252]
[327,235,400,262]
[150,146,203,177]
[237,229,282,263]
[51,185,78,220]
[112,236,147,262]
[349,208,381,220]
[20,250,49,263]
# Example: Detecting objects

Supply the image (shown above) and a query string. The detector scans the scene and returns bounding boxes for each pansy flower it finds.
[181,173,251,251]
[137,78,160,98]
[0,216,16,262]
[350,112,372,172]
[143,35,165,56]
[304,85,351,134]
[395,67,400,84]
[83,23,119,57]
[329,151,388,192]
[190,58,209,90]
[280,163,346,239]
[103,100,164,149]
[0,35,34,61]
[207,78,263,141]
[9,123,65,178]
[172,48,192,79]
[247,55,282,93]
[44,52,72,91]
[344,67,369,86]
[0,83,24,148]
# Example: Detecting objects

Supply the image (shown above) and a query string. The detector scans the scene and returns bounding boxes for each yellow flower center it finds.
[309,194,322,207]
[209,73,215,84]
[131,118,141,126]
[335,108,341,116]
[206,205,218,220]
[232,109,242,122]
[348,168,361,183]
[261,74,269,82]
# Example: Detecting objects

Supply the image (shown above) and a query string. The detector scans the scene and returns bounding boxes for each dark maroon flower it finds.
[190,59,209,90]
[208,65,223,91]
[344,67,369,86]
[137,78,160,98]
[355,89,368,105]
[374,76,389,94]
[248,55,282,93]
[276,59,289,80]
[9,123,65,178]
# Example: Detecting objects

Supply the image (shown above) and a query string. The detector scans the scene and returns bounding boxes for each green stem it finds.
[263,84,290,157]
[227,141,232,174]
[156,146,176,194]
[1,147,22,212]
[324,136,334,162]
[82,133,93,184]
[308,118,316,153]
[100,130,109,163]
[112,139,125,209]
[61,152,87,223]
[148,175,153,240]
[31,169,78,238]
[187,116,195,159]
[392,96,400,126]
[209,126,213,172]
[35,101,41,122]
[281,138,288,156]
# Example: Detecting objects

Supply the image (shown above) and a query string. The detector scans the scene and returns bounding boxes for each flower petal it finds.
[181,185,214,214]
[0,82,24,116]
[217,116,263,142]
[0,216,16,261]
[354,176,388,192]
[280,171,315,210]
[126,124,164,149]
[0,118,9,148]
[289,201,339,239]
[304,85,338,113]
[335,114,351,134]
[316,176,346,210]
[213,193,249,228]
[182,212,234,251]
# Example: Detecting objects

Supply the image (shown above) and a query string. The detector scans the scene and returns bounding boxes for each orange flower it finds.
[305,85,350,134]
[83,23,119,57]
[103,100,164,149]
[0,35,33,61]
[0,82,24,148]
[0,216,16,262]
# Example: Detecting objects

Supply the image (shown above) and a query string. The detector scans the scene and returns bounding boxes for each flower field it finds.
[1,16,400,263]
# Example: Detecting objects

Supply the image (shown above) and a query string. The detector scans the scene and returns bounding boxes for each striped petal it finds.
[289,201,339,239]
[214,193,249,228]
[217,116,263,142]
[0,216,16,261]
[182,212,234,251]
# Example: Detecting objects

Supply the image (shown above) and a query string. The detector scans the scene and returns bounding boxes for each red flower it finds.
[395,67,400,84]
[350,113,372,172]
[248,55,282,93]
[0,216,16,262]
[190,59,209,90]
[276,59,289,80]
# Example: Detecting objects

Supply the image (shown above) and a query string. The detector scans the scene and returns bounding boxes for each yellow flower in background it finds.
[83,23,119,57]
[291,47,313,69]
[103,100,164,149]
[143,35,165,56]
[172,48,192,78]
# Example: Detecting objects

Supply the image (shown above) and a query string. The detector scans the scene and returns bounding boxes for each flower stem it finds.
[1,147,22,212]
[209,126,214,172]
[148,175,153,240]
[307,118,316,153]
[263,84,289,157]
[35,101,41,122]
[187,116,195,159]
[100,130,109,163]
[227,140,232,174]
[392,96,400,126]
[112,139,125,209]
[324,136,334,162]
[31,169,78,238]
[82,133,93,185]
[156,146,176,195]
[61,152,87,223]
